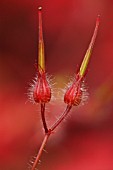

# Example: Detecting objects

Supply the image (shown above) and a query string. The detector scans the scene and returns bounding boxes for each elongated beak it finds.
[38,7,45,72]
[79,15,100,77]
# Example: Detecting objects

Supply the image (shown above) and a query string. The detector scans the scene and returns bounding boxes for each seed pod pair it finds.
[32,7,100,106]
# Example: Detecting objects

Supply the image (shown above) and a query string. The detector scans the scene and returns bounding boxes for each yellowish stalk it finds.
[79,15,100,77]
[38,7,45,71]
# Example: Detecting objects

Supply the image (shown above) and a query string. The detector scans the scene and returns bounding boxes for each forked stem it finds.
[31,104,72,170]
[31,7,100,170]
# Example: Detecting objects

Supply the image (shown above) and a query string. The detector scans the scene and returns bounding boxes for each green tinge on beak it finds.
[79,15,100,77]
[38,7,45,72]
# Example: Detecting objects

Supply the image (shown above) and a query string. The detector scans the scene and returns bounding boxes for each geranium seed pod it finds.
[64,76,82,106]
[64,16,100,106]
[32,7,51,104]
[33,70,51,103]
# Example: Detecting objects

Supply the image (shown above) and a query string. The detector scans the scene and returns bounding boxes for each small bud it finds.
[33,70,51,103]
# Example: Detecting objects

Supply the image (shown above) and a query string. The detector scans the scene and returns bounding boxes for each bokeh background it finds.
[0,0,113,170]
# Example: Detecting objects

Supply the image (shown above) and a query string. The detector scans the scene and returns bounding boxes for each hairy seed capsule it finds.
[64,76,82,106]
[33,70,51,103]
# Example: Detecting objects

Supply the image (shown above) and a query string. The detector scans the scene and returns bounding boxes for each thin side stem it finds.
[50,104,72,131]
[31,104,72,170]
[41,103,48,133]
[31,133,50,170]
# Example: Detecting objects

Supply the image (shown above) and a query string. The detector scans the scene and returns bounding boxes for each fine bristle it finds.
[96,15,100,25]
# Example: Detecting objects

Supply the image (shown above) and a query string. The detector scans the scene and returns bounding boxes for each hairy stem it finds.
[31,104,72,170]
[31,132,50,170]
[41,103,48,133]
[50,104,72,131]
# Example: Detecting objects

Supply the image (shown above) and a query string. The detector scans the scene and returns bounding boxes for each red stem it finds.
[41,103,48,133]
[50,105,72,131]
[31,104,72,170]
[31,133,50,170]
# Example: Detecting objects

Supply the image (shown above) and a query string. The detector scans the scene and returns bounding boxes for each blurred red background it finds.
[0,0,113,170]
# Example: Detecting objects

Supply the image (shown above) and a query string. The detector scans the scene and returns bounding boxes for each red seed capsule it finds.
[64,75,83,106]
[33,70,51,103]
